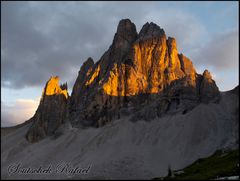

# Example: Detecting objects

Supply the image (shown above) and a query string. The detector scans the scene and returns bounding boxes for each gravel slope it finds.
[1,90,238,179]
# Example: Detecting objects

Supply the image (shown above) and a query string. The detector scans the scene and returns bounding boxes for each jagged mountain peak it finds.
[44,76,68,99]
[139,21,165,40]
[203,69,213,79]
[85,57,94,65]
[116,18,137,34]
[26,76,68,143]
[113,18,138,47]
[68,19,220,127]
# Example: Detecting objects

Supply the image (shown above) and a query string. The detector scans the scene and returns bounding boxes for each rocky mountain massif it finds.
[1,19,238,179]
[26,19,220,142]
[69,19,220,128]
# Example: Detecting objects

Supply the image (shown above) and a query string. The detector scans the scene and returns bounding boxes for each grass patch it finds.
[153,149,239,180]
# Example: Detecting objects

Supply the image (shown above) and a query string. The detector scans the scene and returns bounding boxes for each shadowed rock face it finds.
[69,19,220,127]
[199,70,220,103]
[26,76,68,143]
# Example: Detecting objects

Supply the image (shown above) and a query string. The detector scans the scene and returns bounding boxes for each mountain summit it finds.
[68,19,220,127]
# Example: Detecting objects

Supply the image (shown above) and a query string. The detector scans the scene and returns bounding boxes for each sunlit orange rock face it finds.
[92,23,194,97]
[44,76,68,98]
[70,19,220,127]
[26,76,68,143]
[85,65,100,86]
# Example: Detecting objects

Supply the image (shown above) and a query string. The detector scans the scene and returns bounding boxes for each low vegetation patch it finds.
[153,149,239,180]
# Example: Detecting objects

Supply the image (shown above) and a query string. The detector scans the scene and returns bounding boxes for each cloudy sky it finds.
[1,1,239,127]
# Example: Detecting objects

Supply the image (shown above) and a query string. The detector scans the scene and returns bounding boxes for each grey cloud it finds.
[1,1,235,92]
[192,30,239,71]
[1,2,116,90]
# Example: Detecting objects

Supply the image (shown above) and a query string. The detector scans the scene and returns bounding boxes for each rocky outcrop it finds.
[26,76,68,143]
[199,70,220,103]
[69,19,220,127]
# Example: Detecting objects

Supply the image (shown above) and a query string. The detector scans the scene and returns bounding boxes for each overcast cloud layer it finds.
[1,1,239,126]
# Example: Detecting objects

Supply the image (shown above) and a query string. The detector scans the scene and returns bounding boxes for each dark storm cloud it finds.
[1,1,119,89]
[1,1,238,91]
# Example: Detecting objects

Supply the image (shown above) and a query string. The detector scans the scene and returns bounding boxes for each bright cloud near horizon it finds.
[1,1,239,127]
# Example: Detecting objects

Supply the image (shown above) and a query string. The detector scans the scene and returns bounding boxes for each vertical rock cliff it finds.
[26,76,68,143]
